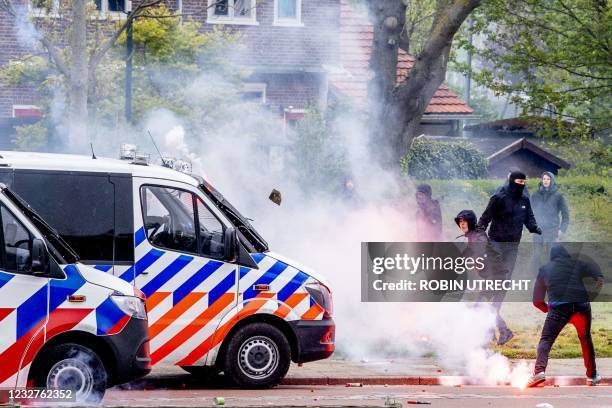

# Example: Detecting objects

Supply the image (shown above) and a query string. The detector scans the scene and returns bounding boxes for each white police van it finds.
[0,184,151,404]
[0,150,334,388]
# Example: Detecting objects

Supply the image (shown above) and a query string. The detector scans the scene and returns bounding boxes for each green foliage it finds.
[540,137,612,177]
[404,0,437,55]
[400,138,488,179]
[13,122,48,151]
[0,56,51,86]
[290,108,348,195]
[461,0,612,134]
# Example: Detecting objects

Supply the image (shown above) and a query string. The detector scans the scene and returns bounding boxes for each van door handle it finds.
[253,284,270,291]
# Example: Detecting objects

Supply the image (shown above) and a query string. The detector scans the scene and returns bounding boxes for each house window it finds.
[94,0,128,14]
[207,0,258,25]
[12,105,42,119]
[241,83,267,104]
[274,0,302,26]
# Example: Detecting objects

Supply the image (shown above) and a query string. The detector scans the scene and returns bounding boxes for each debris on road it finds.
[345,382,363,387]
[213,396,225,405]
[535,404,554,408]
[407,401,432,405]
[384,396,403,407]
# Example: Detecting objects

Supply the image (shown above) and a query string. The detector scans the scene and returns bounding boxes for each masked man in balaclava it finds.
[477,170,542,345]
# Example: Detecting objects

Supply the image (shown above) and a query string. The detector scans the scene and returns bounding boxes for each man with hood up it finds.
[531,172,569,255]
[455,210,510,342]
[415,184,442,241]
[527,244,604,387]
[477,170,542,344]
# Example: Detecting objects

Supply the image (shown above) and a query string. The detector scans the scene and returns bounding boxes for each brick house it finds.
[0,0,473,145]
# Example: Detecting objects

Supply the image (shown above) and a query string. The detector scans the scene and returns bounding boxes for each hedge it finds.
[400,138,488,179]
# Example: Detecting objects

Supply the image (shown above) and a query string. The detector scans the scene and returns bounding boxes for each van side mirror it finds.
[223,227,239,263]
[31,238,49,275]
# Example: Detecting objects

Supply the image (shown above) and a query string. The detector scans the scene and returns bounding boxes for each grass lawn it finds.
[493,302,612,358]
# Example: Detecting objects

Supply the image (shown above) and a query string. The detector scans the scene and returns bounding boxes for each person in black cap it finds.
[415,183,442,241]
[477,170,542,344]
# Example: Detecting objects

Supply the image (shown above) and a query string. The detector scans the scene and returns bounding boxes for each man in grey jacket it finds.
[531,172,569,268]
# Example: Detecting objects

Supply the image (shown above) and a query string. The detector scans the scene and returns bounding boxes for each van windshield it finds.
[199,182,269,253]
[2,188,79,264]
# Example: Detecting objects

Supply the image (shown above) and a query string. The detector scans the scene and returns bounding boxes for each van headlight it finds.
[111,295,147,320]
[305,279,333,319]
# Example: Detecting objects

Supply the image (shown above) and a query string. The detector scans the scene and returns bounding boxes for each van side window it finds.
[141,186,198,254]
[196,198,225,259]
[0,206,32,274]
[12,171,134,264]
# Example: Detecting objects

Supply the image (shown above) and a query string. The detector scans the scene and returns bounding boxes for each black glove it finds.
[534,226,542,235]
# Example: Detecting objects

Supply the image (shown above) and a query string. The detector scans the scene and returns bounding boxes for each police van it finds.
[0,150,335,388]
[0,184,151,404]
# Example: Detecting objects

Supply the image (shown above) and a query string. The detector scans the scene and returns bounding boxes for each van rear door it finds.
[130,178,237,366]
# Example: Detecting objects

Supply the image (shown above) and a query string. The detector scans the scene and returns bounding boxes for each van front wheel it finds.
[33,343,107,404]
[223,322,290,388]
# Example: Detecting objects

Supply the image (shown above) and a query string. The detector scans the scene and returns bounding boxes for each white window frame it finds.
[241,83,267,104]
[273,0,303,27]
[12,105,41,118]
[91,0,130,20]
[207,0,258,26]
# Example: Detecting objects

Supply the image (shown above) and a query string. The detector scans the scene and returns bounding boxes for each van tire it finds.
[32,343,107,404]
[223,322,290,389]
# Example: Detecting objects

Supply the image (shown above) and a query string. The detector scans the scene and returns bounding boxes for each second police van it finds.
[0,150,335,388]
[0,184,151,404]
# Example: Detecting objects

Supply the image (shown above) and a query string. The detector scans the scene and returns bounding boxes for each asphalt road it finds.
[102,385,612,407]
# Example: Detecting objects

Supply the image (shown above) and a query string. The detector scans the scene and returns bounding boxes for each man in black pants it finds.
[527,244,604,387]
[477,170,542,344]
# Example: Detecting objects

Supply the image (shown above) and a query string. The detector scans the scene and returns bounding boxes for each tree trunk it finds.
[68,0,89,152]
[367,0,482,166]
[366,0,406,164]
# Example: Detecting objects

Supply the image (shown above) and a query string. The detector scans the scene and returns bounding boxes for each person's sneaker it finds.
[527,372,546,388]
[497,329,514,345]
[587,374,602,386]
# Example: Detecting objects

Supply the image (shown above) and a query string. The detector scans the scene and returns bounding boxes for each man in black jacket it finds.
[477,170,542,344]
[527,245,604,387]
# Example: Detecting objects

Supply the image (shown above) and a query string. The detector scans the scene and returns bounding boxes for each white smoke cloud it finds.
[7,4,533,387]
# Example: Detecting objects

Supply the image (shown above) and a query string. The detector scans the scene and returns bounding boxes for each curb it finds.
[123,375,612,390]
[281,376,612,387]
